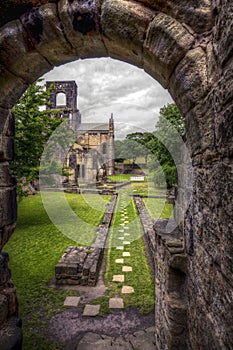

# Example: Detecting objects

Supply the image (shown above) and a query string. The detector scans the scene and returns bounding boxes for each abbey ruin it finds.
[46,80,115,186]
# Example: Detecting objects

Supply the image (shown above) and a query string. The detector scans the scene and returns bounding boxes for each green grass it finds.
[93,187,155,315]
[129,182,173,218]
[3,184,172,348]
[143,197,173,219]
[108,174,147,182]
[4,192,110,350]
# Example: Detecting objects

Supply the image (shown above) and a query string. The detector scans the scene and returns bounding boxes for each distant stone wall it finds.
[133,196,156,262]
[55,194,117,286]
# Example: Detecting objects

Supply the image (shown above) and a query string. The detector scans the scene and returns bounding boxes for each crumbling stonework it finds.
[55,194,117,286]
[0,253,22,350]
[0,1,232,349]
[153,220,188,350]
[133,195,156,263]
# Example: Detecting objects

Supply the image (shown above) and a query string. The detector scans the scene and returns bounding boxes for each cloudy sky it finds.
[42,58,173,139]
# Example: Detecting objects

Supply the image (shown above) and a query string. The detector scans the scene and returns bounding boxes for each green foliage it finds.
[125,103,184,189]
[10,80,62,197]
[153,103,184,188]
[114,138,147,163]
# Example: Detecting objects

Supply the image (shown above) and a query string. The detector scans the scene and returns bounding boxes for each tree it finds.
[126,132,156,162]
[124,104,184,188]
[114,138,146,164]
[10,80,62,196]
[153,103,184,188]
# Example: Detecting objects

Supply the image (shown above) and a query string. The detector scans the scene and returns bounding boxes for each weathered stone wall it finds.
[0,253,22,350]
[133,195,156,262]
[182,1,233,348]
[55,194,117,286]
[0,106,21,348]
[153,220,188,350]
[0,1,232,349]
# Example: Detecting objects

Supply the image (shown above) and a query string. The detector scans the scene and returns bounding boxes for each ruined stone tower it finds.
[46,80,115,184]
[46,80,81,126]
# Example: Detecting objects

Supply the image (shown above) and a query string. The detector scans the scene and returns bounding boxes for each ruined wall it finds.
[183,1,233,348]
[153,220,188,350]
[0,106,21,349]
[0,0,232,349]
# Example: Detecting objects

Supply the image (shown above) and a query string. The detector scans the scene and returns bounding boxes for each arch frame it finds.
[0,1,232,349]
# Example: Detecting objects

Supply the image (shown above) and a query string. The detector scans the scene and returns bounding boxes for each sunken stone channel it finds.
[55,194,117,286]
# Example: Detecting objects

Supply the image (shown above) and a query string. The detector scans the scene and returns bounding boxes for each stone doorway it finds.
[0,1,232,349]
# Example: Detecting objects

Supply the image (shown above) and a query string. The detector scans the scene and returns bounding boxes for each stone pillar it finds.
[0,109,22,349]
[108,113,115,176]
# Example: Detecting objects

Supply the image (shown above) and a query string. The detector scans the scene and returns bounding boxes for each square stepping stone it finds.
[83,304,100,316]
[112,275,125,282]
[118,237,124,240]
[109,298,124,309]
[124,233,130,236]
[64,296,80,307]
[115,258,124,264]
[120,223,125,226]
[122,266,132,272]
[116,246,124,250]
[119,229,124,233]
[122,286,135,294]
[123,241,130,245]
[123,252,130,257]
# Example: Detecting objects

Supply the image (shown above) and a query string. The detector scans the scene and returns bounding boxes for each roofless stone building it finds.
[46,80,115,185]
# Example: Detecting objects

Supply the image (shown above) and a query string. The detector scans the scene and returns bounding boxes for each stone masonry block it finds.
[0,65,27,109]
[0,108,14,136]
[0,19,51,84]
[0,223,17,251]
[101,0,155,67]
[0,163,16,187]
[0,294,8,325]
[143,12,194,88]
[136,0,213,33]
[58,0,107,59]
[32,3,80,66]
[0,317,22,350]
[169,47,209,115]
[0,188,17,228]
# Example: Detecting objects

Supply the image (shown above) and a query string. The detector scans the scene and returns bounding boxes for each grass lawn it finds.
[143,197,173,219]
[130,182,173,218]
[4,192,110,350]
[4,184,173,348]
[108,174,147,182]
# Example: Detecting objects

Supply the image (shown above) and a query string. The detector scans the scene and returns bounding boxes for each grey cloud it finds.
[42,58,173,138]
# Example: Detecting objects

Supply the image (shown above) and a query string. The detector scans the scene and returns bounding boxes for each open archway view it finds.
[5,57,179,349]
[0,2,232,350]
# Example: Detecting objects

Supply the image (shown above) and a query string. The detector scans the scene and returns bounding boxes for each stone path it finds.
[53,191,155,349]
[76,328,155,350]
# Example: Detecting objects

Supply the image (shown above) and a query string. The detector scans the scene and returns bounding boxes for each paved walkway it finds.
[47,190,155,349]
[76,328,155,349]
[64,191,136,318]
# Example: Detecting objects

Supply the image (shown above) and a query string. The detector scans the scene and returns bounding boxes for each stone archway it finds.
[0,1,232,349]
